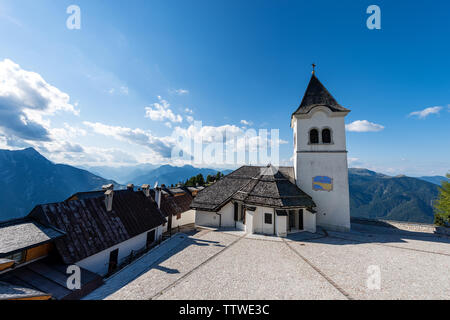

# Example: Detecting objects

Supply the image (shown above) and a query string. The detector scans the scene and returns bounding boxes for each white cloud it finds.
[145,96,183,123]
[170,88,189,95]
[108,86,129,96]
[409,106,443,119]
[0,59,79,142]
[185,108,193,114]
[120,86,129,95]
[240,120,253,126]
[186,116,194,123]
[83,121,175,159]
[346,120,384,132]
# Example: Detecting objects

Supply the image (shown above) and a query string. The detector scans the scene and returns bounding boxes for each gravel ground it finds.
[104,230,237,300]
[288,235,450,299]
[91,225,450,300]
[157,236,345,300]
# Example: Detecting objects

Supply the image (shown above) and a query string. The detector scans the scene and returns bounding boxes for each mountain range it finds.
[0,148,118,222]
[0,148,446,224]
[349,168,439,223]
[82,164,160,184]
[130,165,232,186]
[415,175,449,186]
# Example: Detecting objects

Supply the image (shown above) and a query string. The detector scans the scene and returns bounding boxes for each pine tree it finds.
[196,174,205,186]
[434,173,450,226]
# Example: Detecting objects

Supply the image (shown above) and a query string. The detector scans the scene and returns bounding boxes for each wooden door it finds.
[298,209,304,230]
[108,249,119,274]
[147,229,156,248]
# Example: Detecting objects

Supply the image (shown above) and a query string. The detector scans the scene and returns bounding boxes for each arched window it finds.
[322,128,331,144]
[309,129,319,144]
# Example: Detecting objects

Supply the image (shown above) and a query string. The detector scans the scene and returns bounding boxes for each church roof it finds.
[293,74,350,116]
[190,165,316,211]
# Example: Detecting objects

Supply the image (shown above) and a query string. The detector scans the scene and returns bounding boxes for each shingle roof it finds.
[28,190,166,264]
[191,165,315,211]
[0,219,65,258]
[0,259,103,300]
[293,74,350,115]
[0,281,50,300]
[160,192,193,218]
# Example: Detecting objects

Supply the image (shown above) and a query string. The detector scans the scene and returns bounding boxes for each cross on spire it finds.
[312,63,316,75]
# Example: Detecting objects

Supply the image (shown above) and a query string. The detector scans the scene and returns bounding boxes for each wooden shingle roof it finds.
[28,190,166,264]
[293,74,350,116]
[191,165,316,211]
[160,192,193,218]
[0,219,65,258]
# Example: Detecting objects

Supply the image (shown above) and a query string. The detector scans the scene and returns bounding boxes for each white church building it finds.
[191,71,351,235]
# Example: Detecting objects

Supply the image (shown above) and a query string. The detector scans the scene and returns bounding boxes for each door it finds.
[108,248,119,274]
[298,209,304,230]
[289,210,295,231]
[147,229,156,248]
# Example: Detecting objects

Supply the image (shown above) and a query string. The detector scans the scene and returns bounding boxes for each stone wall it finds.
[351,217,449,236]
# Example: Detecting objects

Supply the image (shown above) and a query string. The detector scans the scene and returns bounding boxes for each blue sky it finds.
[0,0,449,176]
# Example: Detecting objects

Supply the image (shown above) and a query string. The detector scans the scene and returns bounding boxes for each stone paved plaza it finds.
[85,224,450,300]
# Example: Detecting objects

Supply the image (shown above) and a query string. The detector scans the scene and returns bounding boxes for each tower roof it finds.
[293,74,350,116]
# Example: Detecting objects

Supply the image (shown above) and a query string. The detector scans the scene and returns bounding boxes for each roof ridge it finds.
[228,169,262,205]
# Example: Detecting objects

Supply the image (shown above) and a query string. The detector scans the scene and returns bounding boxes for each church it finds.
[191,71,351,235]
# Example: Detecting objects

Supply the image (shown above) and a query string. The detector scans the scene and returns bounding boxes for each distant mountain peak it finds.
[349,168,387,177]
[21,147,41,155]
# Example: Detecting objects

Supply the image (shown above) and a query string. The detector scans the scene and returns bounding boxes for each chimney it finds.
[102,184,114,191]
[104,189,114,212]
[141,184,150,197]
[102,184,114,212]
[127,184,134,191]
[154,187,162,209]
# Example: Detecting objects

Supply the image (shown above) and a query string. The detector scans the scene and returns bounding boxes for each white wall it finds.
[245,210,254,233]
[236,221,246,232]
[276,215,287,237]
[218,202,236,227]
[303,210,316,233]
[171,209,196,229]
[296,152,350,232]
[293,108,351,232]
[76,226,163,276]
[252,206,275,235]
[195,210,220,228]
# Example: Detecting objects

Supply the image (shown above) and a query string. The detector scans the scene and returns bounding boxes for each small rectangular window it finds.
[264,213,272,224]
[6,251,25,264]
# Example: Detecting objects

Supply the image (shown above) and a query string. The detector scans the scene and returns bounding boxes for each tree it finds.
[196,174,205,186]
[434,173,450,226]
[216,171,224,181]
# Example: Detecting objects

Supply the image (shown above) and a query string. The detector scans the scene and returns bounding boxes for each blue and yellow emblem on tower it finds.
[312,176,333,191]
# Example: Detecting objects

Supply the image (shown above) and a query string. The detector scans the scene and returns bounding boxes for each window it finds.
[322,128,331,144]
[309,129,319,144]
[264,213,272,224]
[177,213,181,220]
[5,251,25,264]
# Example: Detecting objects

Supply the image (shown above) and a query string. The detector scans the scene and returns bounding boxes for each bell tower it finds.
[291,69,351,232]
